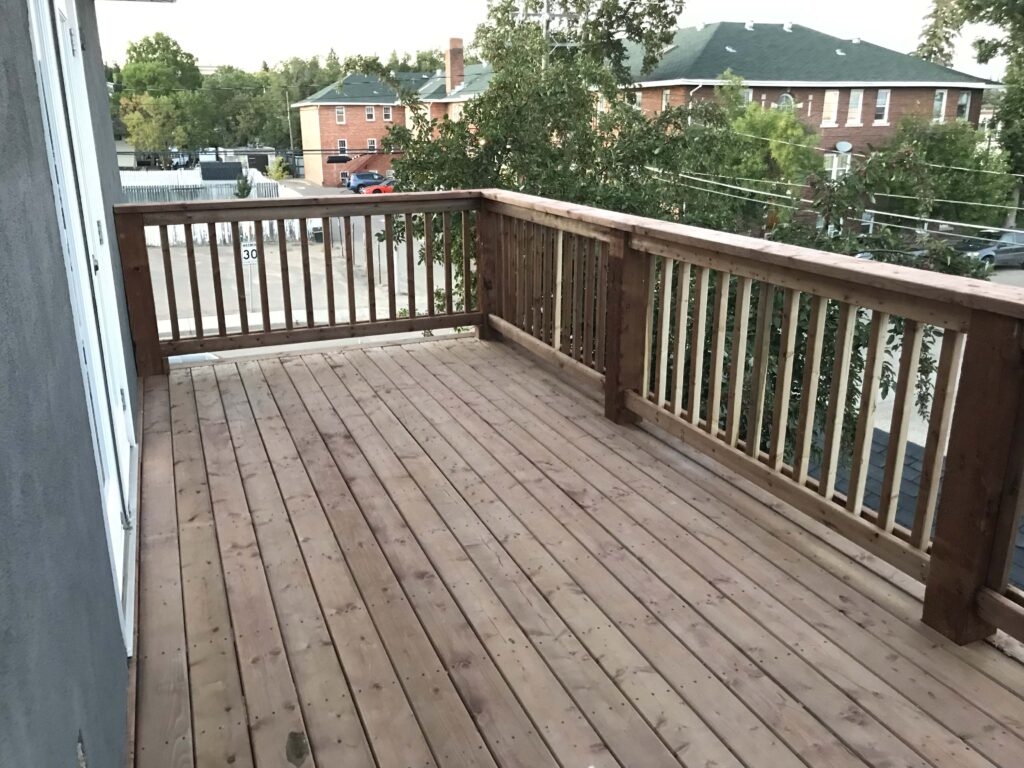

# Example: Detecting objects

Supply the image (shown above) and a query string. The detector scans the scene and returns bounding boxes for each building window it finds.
[874,89,891,124]
[365,105,376,121]
[821,89,840,126]
[956,90,971,120]
[933,89,948,122]
[367,138,377,153]
[450,102,464,121]
[824,152,852,180]
[846,89,863,126]
[337,139,347,153]
[596,94,607,113]
[777,92,795,109]
[661,89,671,110]
[625,90,641,109]
[742,88,754,104]
[383,105,393,122]
[335,106,346,124]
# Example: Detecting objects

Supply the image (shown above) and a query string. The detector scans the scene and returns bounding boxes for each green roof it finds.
[294,63,495,107]
[626,22,995,85]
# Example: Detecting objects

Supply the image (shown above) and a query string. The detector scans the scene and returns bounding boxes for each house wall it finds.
[314,103,405,186]
[299,106,323,185]
[0,2,128,768]
[641,84,986,152]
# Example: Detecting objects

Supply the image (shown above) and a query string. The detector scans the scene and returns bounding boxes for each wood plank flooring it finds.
[133,336,1024,768]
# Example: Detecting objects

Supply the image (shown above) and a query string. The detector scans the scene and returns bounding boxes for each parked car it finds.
[954,230,1024,267]
[347,171,387,192]
[360,178,396,194]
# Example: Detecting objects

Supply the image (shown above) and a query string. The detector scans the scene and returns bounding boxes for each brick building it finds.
[294,39,490,187]
[625,22,994,175]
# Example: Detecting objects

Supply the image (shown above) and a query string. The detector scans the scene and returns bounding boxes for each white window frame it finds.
[821,89,840,127]
[335,106,346,124]
[874,88,891,125]
[365,105,376,121]
[933,88,948,123]
[661,88,671,110]
[382,105,393,121]
[846,89,863,126]
[777,92,795,109]
[367,138,377,153]
[742,87,754,104]
[824,152,852,180]
[337,138,348,153]
[956,90,971,120]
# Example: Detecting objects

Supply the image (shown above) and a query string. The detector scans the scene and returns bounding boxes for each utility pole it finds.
[285,90,295,153]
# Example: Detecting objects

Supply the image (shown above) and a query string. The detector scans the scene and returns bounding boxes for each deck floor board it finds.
[133,337,1024,768]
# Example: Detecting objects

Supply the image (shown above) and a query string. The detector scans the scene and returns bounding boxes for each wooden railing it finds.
[113,191,481,375]
[115,188,1024,645]
[478,189,1024,646]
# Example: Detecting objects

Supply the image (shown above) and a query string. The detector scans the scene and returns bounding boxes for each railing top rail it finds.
[114,189,484,225]
[482,188,1024,323]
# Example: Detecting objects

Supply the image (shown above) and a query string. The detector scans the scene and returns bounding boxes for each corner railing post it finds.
[114,210,166,376]
[922,311,1024,643]
[603,231,649,423]
[476,203,497,340]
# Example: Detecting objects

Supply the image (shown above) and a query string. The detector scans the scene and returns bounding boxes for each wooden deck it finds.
[132,336,1024,768]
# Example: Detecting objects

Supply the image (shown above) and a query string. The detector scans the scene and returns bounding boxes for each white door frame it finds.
[26,0,139,653]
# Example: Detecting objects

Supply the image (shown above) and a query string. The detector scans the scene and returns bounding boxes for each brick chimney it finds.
[445,37,464,94]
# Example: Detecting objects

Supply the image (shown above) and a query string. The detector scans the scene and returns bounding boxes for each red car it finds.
[359,178,396,194]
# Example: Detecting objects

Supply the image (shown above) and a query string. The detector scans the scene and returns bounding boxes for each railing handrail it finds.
[482,188,1024,323]
[115,190,484,225]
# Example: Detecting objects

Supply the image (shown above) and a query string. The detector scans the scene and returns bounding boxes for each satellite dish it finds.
[835,141,853,154]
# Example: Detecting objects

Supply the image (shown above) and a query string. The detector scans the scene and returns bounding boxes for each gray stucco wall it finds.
[78,0,138,413]
[0,0,128,765]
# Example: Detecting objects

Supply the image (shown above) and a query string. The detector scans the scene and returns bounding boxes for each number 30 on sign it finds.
[240,242,259,264]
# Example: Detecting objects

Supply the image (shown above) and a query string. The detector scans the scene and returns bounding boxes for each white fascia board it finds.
[631,78,994,89]
[291,100,402,108]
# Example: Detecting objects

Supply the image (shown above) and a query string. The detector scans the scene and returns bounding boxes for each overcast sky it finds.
[96,0,1005,81]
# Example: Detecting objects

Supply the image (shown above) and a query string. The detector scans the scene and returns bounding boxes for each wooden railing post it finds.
[476,204,498,340]
[604,231,649,423]
[922,311,1024,643]
[114,211,165,376]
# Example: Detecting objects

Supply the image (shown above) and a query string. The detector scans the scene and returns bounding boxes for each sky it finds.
[96,0,1005,81]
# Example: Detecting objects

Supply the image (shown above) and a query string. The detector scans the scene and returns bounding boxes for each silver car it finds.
[956,230,1024,267]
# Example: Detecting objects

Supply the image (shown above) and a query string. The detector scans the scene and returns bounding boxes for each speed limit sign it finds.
[240,241,259,264]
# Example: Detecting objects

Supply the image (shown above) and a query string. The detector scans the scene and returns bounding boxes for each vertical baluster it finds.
[184,224,203,338]
[405,212,416,318]
[554,231,567,352]
[230,222,248,334]
[518,220,528,329]
[322,216,335,325]
[364,214,376,322]
[669,262,692,416]
[254,222,271,332]
[640,254,657,400]
[820,302,857,499]
[572,236,585,359]
[911,330,965,549]
[299,219,314,327]
[878,319,925,531]
[276,219,292,330]
[462,211,472,312]
[768,289,801,469]
[385,215,397,320]
[688,266,710,424]
[206,223,226,336]
[845,309,890,513]
[443,212,454,316]
[424,212,435,316]
[745,283,775,456]
[596,242,608,372]
[540,227,551,343]
[583,240,596,365]
[522,221,534,332]
[534,225,545,339]
[706,272,731,435]
[159,225,180,340]
[793,295,827,483]
[654,258,674,407]
[343,216,356,323]
[724,276,753,445]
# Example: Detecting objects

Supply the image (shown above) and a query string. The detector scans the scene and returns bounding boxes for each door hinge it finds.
[96,219,104,245]
[119,388,127,411]
[69,27,78,56]
[92,254,100,275]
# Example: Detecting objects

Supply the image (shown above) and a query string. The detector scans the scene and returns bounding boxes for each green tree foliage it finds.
[914,0,962,65]
[234,171,253,198]
[121,33,201,95]
[266,157,293,180]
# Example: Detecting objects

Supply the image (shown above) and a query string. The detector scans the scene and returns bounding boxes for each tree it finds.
[120,92,200,153]
[914,0,962,65]
[234,171,253,199]
[121,33,201,96]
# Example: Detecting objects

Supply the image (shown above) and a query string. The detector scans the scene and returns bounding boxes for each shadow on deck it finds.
[132,336,1024,768]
